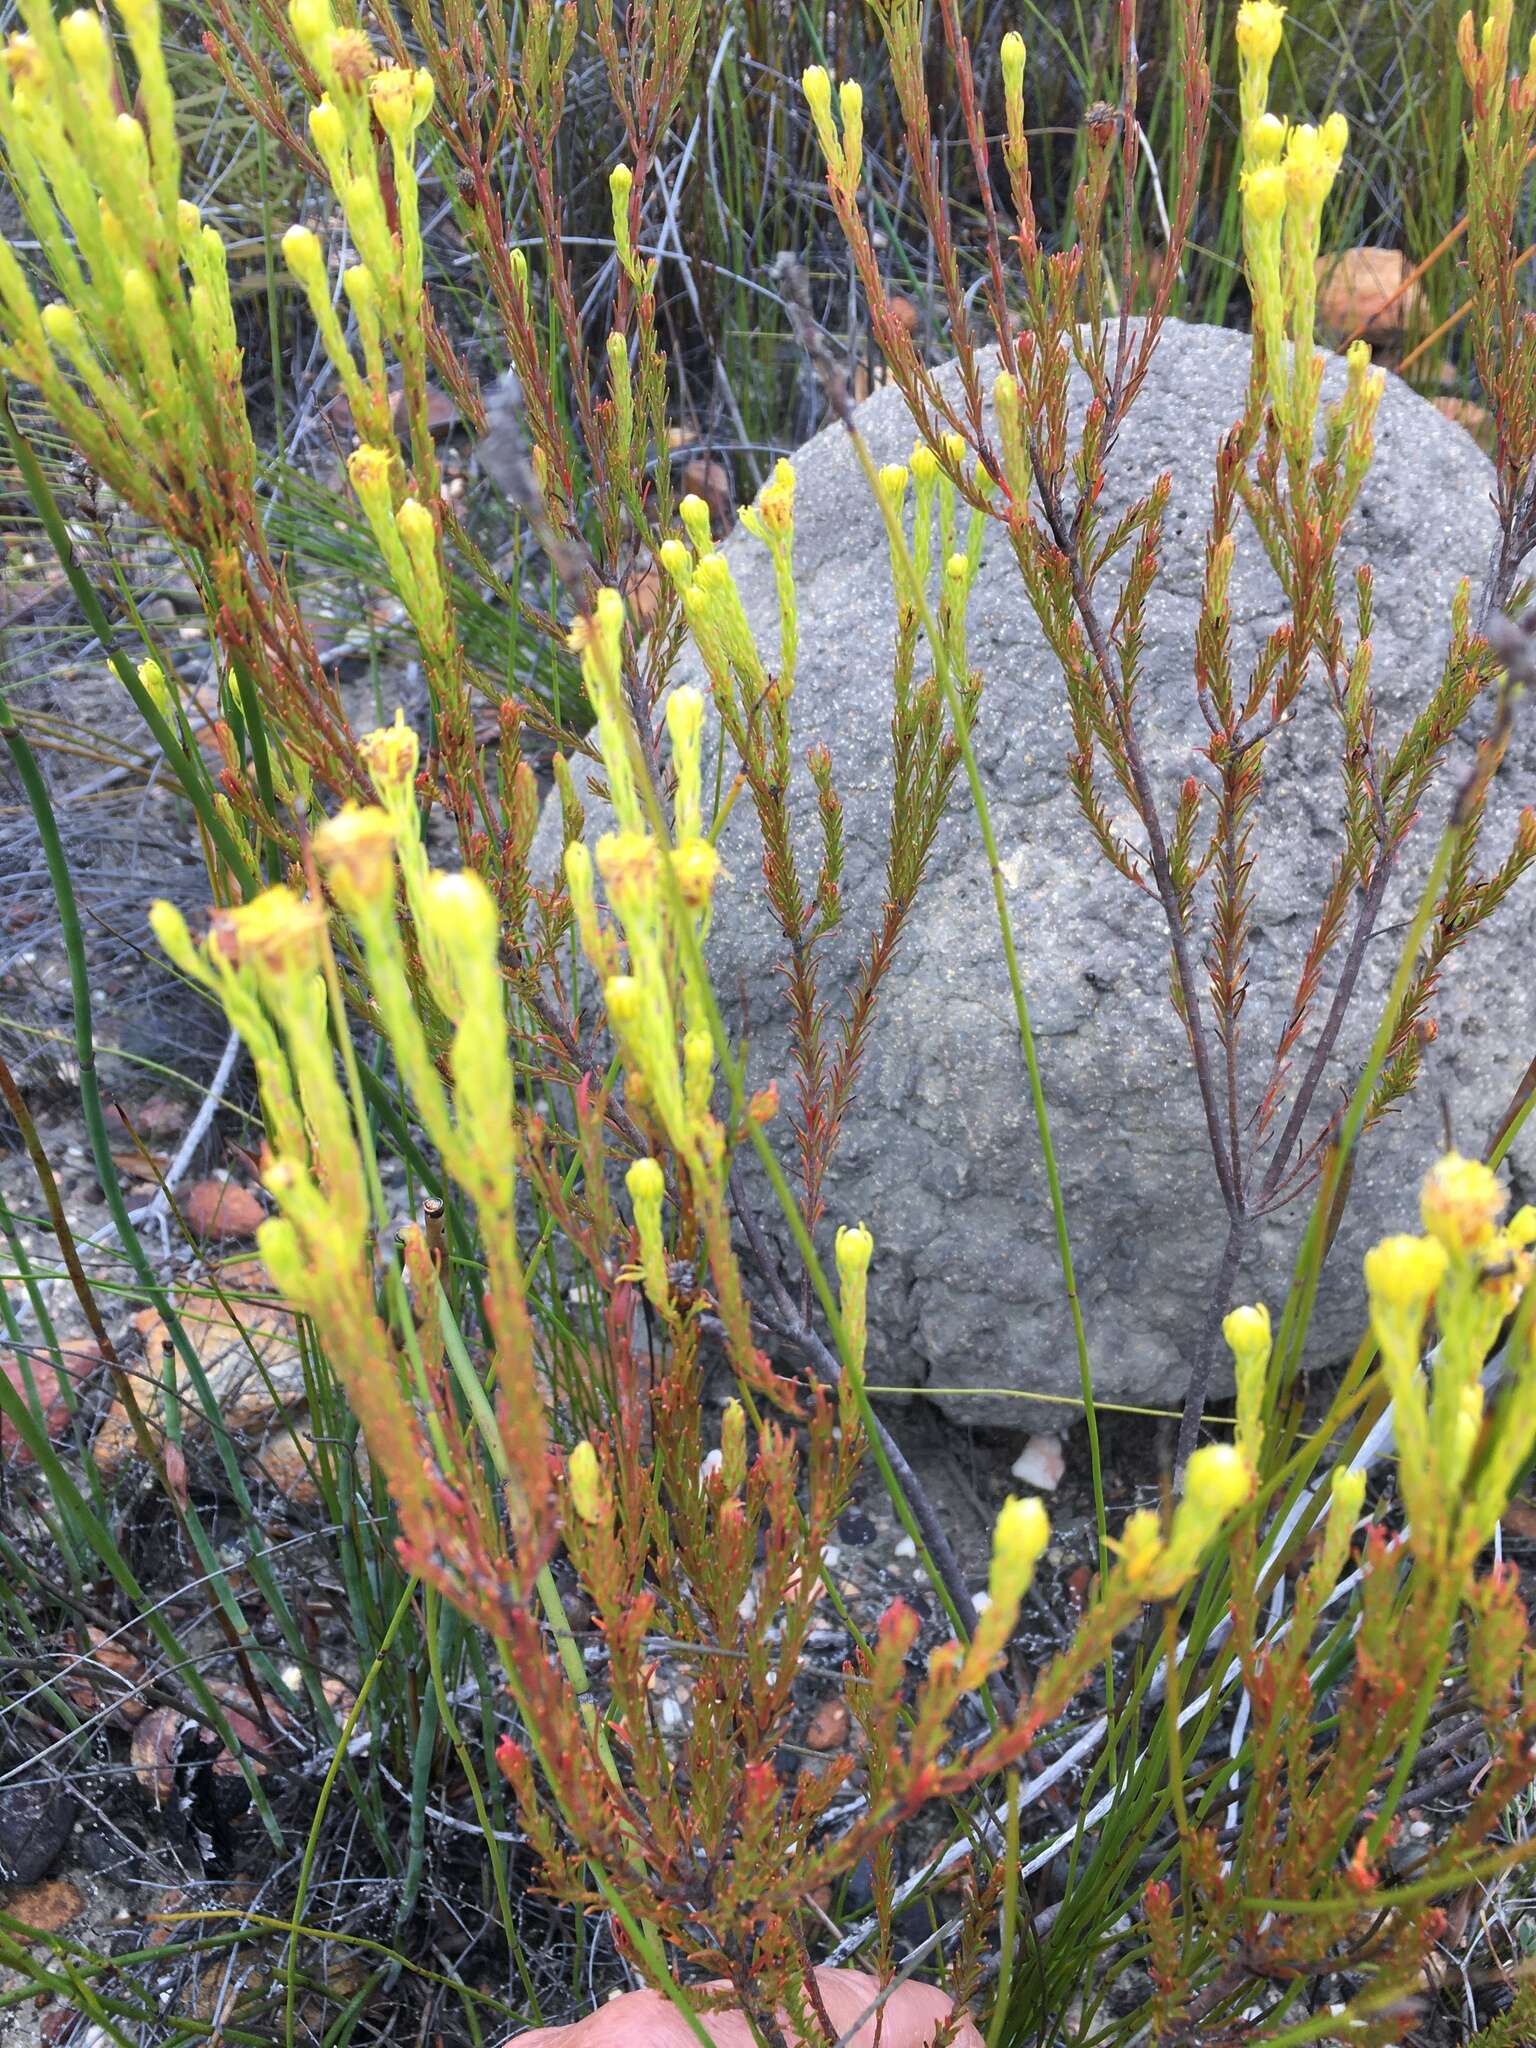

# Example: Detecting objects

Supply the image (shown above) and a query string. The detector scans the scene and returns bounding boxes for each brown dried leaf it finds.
[66,1626,149,1726]
[96,1263,301,1475]
[131,1708,184,1805]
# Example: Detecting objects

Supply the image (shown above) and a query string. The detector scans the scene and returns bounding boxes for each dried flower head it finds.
[328,28,376,88]
[362,709,420,793]
[314,803,398,913]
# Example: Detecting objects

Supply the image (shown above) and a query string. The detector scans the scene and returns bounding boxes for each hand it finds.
[508,1967,984,2048]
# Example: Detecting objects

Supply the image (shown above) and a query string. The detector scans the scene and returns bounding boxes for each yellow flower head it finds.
[343,263,377,316]
[41,302,82,349]
[666,684,705,752]
[1000,31,1027,100]
[1184,1442,1253,1520]
[836,1221,873,1289]
[605,974,642,1028]
[1421,1153,1506,1256]
[626,1152,671,1313]
[836,1220,874,1369]
[59,9,108,77]
[1242,162,1288,224]
[693,552,733,595]
[1320,110,1349,160]
[751,457,796,537]
[1223,1302,1271,1372]
[1364,1231,1449,1309]
[1224,1301,1272,1459]
[135,658,172,719]
[1116,1506,1165,1585]
[659,537,692,588]
[720,1397,748,1492]
[801,64,832,122]
[361,709,419,793]
[396,497,436,550]
[670,836,721,911]
[566,1440,609,1526]
[679,493,714,556]
[314,803,397,914]
[1283,124,1341,212]
[989,1494,1050,1612]
[213,887,327,982]
[281,224,326,290]
[347,443,393,502]
[1235,1,1286,63]
[595,829,660,915]
[423,870,498,957]
[879,462,909,511]
[1248,111,1287,163]
[307,95,346,167]
[370,64,424,136]
[4,36,48,96]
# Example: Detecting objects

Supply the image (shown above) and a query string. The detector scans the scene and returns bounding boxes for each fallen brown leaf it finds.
[211,1707,273,1777]
[96,1262,301,1476]
[66,1627,149,1726]
[110,1149,173,1185]
[131,1708,185,1805]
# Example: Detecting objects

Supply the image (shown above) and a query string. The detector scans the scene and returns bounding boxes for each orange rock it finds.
[506,1968,984,2048]
[1,1346,99,1464]
[805,1696,851,1750]
[623,558,663,633]
[2,1879,84,1935]
[183,1178,266,1241]
[1314,246,1421,348]
[886,291,920,338]
[1433,395,1495,453]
